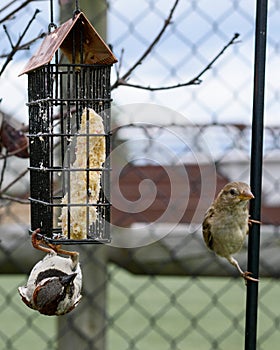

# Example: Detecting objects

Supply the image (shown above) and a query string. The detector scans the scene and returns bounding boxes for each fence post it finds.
[245,0,268,349]
[57,2,108,350]
[57,246,108,350]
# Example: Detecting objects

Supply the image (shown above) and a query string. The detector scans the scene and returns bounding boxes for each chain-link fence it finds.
[0,1,280,349]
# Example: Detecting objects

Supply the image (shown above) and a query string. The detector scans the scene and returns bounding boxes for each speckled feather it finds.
[18,252,82,315]
[202,182,257,281]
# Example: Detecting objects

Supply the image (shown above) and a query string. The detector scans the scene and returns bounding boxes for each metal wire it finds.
[75,0,80,12]
[48,0,56,32]
[73,0,80,17]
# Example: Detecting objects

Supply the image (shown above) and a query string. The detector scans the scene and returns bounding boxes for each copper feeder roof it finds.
[20,11,117,75]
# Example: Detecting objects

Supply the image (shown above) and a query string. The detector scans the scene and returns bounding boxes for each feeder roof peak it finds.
[20,11,117,75]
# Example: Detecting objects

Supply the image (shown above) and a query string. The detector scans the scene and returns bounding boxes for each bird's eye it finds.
[229,188,238,196]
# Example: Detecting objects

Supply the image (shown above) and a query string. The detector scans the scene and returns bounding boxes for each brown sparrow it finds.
[18,229,82,315]
[202,181,259,282]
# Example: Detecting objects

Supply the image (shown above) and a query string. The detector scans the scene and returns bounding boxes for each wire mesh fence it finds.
[0,0,280,349]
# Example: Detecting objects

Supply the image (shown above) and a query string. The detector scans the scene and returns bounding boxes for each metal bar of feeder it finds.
[28,198,110,207]
[26,97,112,105]
[28,132,109,137]
[27,231,110,245]
[28,166,110,172]
[245,0,268,349]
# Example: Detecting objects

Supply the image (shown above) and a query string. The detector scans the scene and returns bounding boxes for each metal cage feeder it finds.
[20,11,117,244]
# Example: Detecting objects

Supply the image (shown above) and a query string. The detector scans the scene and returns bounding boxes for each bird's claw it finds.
[32,229,57,255]
[242,271,259,283]
[31,229,79,267]
[248,216,262,225]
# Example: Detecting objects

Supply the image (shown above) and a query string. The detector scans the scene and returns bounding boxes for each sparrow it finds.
[18,229,82,316]
[202,181,259,282]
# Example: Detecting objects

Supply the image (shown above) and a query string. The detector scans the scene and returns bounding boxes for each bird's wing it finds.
[202,207,215,251]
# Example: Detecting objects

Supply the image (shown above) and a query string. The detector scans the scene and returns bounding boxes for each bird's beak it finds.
[60,273,77,286]
[239,189,254,200]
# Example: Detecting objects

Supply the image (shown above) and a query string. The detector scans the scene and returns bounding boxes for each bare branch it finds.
[0,31,46,58]
[0,143,29,159]
[0,150,8,189]
[3,24,14,48]
[113,33,240,91]
[115,47,124,82]
[0,169,28,195]
[0,0,18,14]
[0,194,29,204]
[0,8,41,76]
[111,0,180,90]
[0,0,35,25]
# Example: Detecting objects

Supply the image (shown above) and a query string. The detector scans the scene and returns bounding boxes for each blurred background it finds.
[0,1,280,349]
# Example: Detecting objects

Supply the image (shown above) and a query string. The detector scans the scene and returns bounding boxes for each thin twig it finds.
[0,169,28,195]
[0,149,8,189]
[115,47,124,82]
[0,142,29,159]
[0,31,46,58]
[3,24,14,48]
[111,0,180,90]
[0,8,40,76]
[0,194,29,204]
[0,0,34,25]
[114,33,240,91]
[0,0,20,15]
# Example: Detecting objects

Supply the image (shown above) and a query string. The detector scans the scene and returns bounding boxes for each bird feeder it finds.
[20,11,117,244]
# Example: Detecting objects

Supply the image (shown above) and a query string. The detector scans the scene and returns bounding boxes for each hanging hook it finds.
[48,0,57,32]
[73,0,81,18]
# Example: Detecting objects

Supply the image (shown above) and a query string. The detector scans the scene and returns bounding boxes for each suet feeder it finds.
[20,11,117,244]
